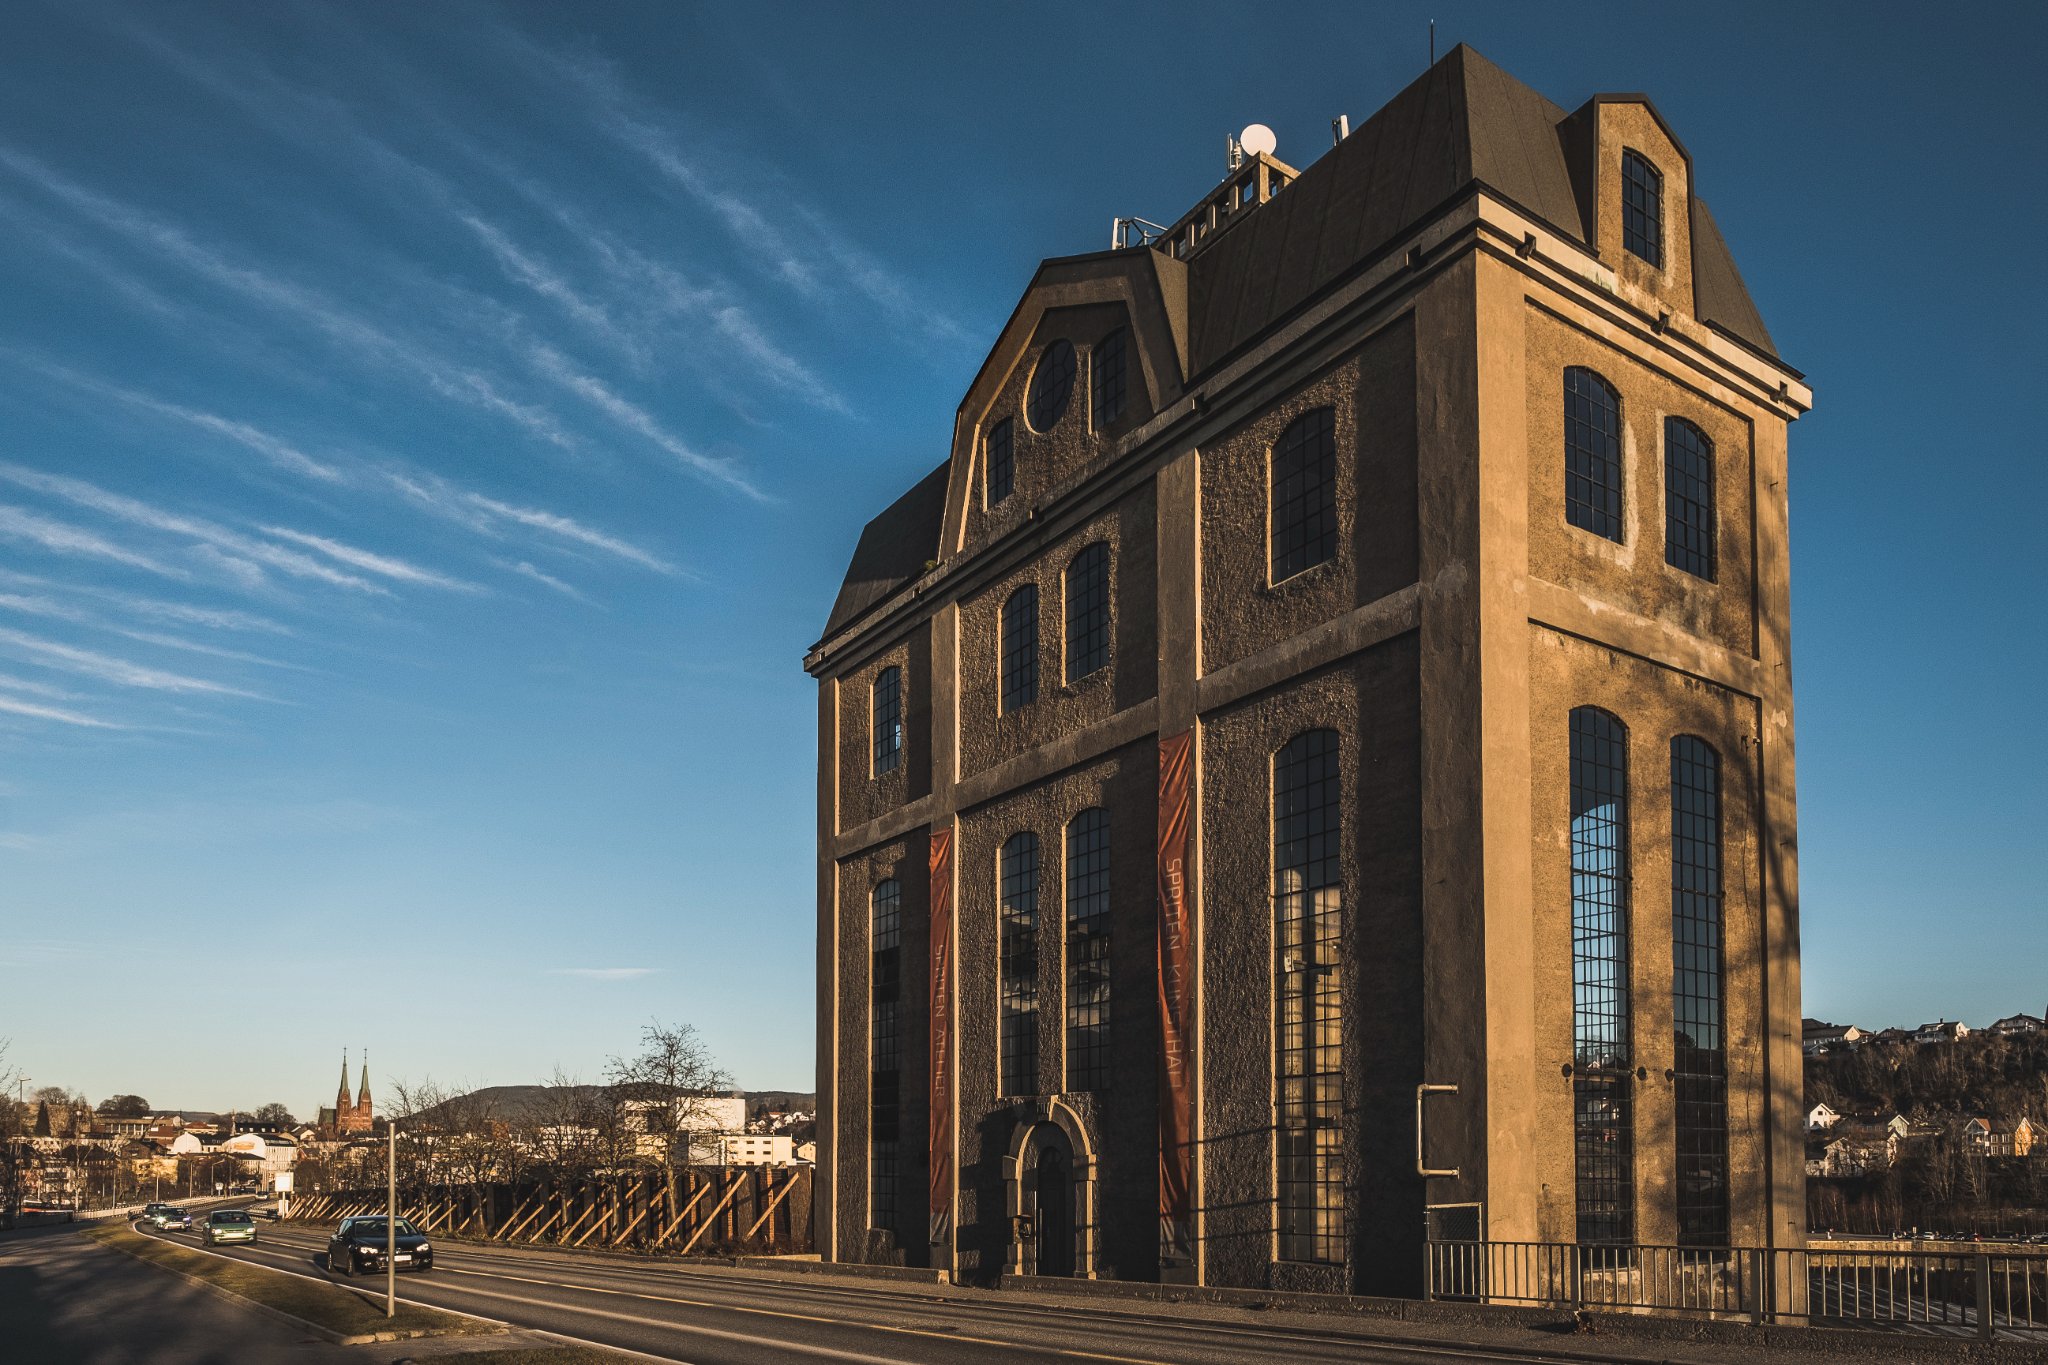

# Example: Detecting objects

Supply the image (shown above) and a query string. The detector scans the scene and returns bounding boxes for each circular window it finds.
[1026,339,1076,432]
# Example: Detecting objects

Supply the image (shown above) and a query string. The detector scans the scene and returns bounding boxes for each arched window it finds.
[1564,369,1623,542]
[1274,728,1342,1263]
[1671,737,1729,1247]
[1269,407,1338,583]
[1002,584,1039,712]
[986,418,1015,506]
[1663,418,1716,581]
[1063,543,1110,684]
[1064,808,1111,1093]
[1621,150,1663,267]
[871,667,902,776]
[870,879,902,1233]
[1027,340,1076,432]
[999,833,1040,1097]
[1091,328,1128,431]
[1569,706,1633,1245]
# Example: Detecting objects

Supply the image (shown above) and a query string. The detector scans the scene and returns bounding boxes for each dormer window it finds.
[1027,340,1076,433]
[986,418,1014,506]
[1621,150,1663,268]
[1091,328,1128,431]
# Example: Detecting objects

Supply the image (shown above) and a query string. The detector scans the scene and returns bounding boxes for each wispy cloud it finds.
[494,558,591,603]
[0,692,126,729]
[462,492,677,574]
[527,343,765,500]
[0,503,189,578]
[0,627,264,698]
[543,46,966,347]
[1,351,344,484]
[549,967,659,981]
[0,463,384,593]
[260,526,484,594]
[0,145,579,454]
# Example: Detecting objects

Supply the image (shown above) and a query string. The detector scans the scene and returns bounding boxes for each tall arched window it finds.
[1569,706,1633,1245]
[1064,808,1111,1093]
[1002,585,1038,713]
[1063,543,1110,684]
[870,879,902,1233]
[986,418,1015,506]
[1091,328,1128,431]
[1621,150,1664,267]
[871,666,902,776]
[999,832,1040,1097]
[1671,736,1729,1247]
[1027,340,1076,432]
[1663,418,1716,581]
[1269,407,1338,583]
[1564,369,1623,542]
[1274,728,1342,1263]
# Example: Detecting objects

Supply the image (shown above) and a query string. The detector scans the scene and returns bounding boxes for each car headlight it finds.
[416,1242,429,1251]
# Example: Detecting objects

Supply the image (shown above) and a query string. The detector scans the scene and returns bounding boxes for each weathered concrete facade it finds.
[807,47,1810,1294]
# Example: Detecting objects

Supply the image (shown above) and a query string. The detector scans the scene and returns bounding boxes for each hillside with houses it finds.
[1803,1008,2048,1235]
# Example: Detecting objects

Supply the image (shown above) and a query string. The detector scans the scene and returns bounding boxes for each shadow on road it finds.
[0,1265,70,1362]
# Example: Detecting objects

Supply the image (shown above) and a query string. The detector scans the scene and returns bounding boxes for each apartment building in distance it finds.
[805,45,1811,1294]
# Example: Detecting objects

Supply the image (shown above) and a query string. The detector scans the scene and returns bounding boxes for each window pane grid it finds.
[1091,328,1128,431]
[1027,340,1076,433]
[1270,407,1338,582]
[1275,729,1343,1264]
[1565,369,1624,542]
[871,667,902,775]
[1063,543,1110,684]
[986,418,1014,506]
[1672,737,1730,1247]
[1663,418,1717,581]
[1002,585,1038,712]
[1571,707,1634,1246]
[1064,808,1111,1093]
[1622,150,1664,267]
[871,880,902,1233]
[1000,833,1040,1098]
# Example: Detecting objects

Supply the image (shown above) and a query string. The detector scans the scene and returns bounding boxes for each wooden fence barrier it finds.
[286,1165,811,1257]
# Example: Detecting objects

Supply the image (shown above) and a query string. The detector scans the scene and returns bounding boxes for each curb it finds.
[88,1223,498,1346]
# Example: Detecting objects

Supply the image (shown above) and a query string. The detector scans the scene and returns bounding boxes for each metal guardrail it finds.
[1425,1239,2048,1339]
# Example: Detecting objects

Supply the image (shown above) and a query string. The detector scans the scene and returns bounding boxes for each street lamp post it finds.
[385,1123,396,1319]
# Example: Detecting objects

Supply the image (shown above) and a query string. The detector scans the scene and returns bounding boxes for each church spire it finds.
[356,1048,372,1118]
[336,1049,352,1117]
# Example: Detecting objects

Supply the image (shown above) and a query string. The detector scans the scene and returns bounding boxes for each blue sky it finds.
[0,2,2041,1115]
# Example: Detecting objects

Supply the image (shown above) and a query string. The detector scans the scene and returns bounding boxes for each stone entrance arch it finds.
[1001,1096,1097,1278]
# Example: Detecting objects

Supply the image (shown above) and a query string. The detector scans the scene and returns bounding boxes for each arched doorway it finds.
[1034,1146,1073,1277]
[1001,1096,1096,1279]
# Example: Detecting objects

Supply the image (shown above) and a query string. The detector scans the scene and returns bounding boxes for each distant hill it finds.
[399,1085,814,1128]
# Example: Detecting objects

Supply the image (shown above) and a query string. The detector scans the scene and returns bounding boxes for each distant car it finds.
[142,1203,175,1227]
[160,1208,193,1231]
[327,1216,432,1276]
[202,1210,258,1246]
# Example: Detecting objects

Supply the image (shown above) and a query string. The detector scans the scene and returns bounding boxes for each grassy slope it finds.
[82,1224,490,1339]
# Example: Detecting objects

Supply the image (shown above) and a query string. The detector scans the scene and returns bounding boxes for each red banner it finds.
[1156,730,1194,1265]
[927,827,954,1248]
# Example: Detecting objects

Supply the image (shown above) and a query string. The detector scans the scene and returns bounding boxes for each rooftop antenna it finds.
[1238,123,1276,159]
[1331,114,1350,146]
[1430,19,1436,66]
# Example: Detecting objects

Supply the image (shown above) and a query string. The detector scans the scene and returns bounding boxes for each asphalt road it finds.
[0,1219,371,1365]
[134,1215,1562,1364]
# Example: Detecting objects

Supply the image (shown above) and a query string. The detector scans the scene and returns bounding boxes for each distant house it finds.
[1914,1019,1971,1044]
[1803,1020,1867,1054]
[1988,1013,2045,1037]
[1811,1126,1895,1178]
[1977,1117,2037,1158]
[1807,1103,1843,1132]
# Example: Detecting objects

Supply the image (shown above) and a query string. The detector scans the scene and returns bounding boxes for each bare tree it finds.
[252,1102,293,1127]
[0,1042,27,1227]
[604,1020,731,1212]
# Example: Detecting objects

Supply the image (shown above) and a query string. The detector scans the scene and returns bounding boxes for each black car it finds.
[326,1216,432,1275]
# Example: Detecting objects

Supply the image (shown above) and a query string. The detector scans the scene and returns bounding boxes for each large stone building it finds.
[318,1051,374,1136]
[805,47,1809,1294]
